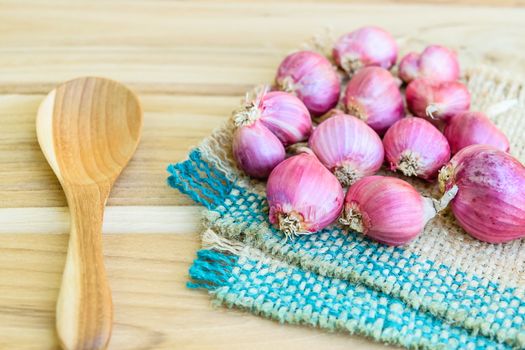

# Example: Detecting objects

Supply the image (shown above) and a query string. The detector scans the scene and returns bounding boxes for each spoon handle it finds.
[56,184,113,350]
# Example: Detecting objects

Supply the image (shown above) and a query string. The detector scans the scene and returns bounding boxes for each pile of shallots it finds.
[231,26,525,245]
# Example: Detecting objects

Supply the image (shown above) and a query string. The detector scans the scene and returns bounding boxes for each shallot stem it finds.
[432,185,459,212]
[278,76,298,93]
[232,85,270,127]
[232,103,260,127]
[425,104,439,120]
[422,185,459,226]
[486,99,518,118]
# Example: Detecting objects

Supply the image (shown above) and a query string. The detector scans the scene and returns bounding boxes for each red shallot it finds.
[438,145,525,243]
[383,117,450,180]
[406,78,470,123]
[444,111,509,154]
[343,66,404,134]
[333,26,398,74]
[232,121,285,179]
[232,88,313,177]
[309,112,384,186]
[340,176,440,246]
[399,45,460,84]
[275,51,340,116]
[267,153,344,238]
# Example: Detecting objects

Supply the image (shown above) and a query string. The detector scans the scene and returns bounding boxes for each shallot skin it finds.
[399,45,460,84]
[232,121,285,179]
[256,91,312,146]
[332,26,398,74]
[267,153,344,237]
[444,111,510,154]
[275,51,340,116]
[340,176,435,246]
[383,117,450,180]
[439,145,525,243]
[343,66,404,135]
[309,113,384,186]
[406,78,470,123]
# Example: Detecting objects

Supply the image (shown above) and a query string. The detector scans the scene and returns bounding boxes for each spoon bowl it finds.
[36,77,143,350]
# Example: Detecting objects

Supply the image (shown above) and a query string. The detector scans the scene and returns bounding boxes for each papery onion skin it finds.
[232,121,285,179]
[406,78,470,123]
[399,45,460,84]
[444,111,510,154]
[258,91,312,145]
[383,117,450,180]
[309,112,384,186]
[343,66,404,135]
[438,145,525,243]
[332,26,398,74]
[267,153,344,238]
[340,176,436,246]
[275,51,340,116]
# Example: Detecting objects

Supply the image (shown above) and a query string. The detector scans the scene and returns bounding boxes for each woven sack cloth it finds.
[168,65,525,349]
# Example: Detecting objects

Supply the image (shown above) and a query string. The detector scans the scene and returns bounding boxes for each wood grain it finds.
[0,94,232,208]
[0,233,394,350]
[1,1,524,349]
[0,206,202,235]
[37,77,143,349]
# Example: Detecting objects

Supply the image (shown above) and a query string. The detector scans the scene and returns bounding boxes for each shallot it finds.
[343,66,404,134]
[438,145,525,243]
[232,121,285,178]
[333,26,398,74]
[232,88,313,177]
[275,51,340,116]
[267,153,344,238]
[399,45,460,84]
[232,89,312,146]
[340,176,439,246]
[309,112,384,186]
[444,111,509,154]
[383,117,450,180]
[406,78,470,123]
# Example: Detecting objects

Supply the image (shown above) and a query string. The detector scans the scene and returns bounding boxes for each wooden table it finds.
[1,1,524,349]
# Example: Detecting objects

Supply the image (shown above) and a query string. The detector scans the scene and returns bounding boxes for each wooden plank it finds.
[0,206,203,235]
[0,233,393,350]
[0,3,525,210]
[0,94,235,207]
[0,2,524,91]
[1,1,524,349]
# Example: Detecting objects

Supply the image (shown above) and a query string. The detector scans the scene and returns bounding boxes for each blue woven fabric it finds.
[168,149,525,349]
[188,249,507,349]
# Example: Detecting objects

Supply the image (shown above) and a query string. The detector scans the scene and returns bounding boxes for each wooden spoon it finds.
[36,77,143,350]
